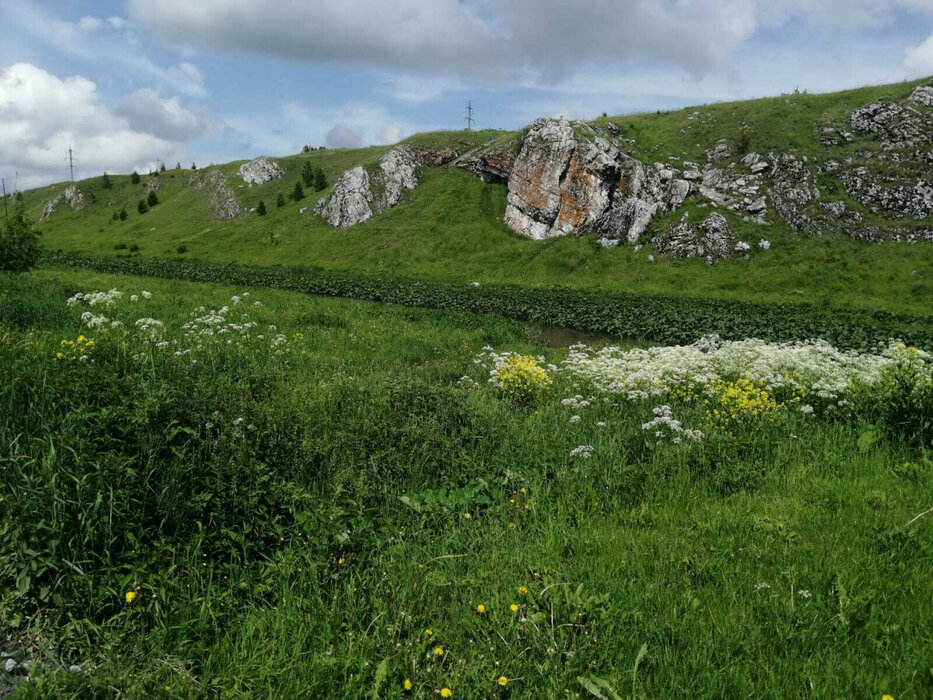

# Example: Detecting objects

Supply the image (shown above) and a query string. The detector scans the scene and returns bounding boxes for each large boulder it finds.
[503,118,687,245]
[769,153,819,230]
[237,156,284,185]
[316,146,421,228]
[652,212,732,262]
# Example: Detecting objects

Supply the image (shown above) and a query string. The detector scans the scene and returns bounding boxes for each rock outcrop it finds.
[192,170,246,220]
[839,166,933,219]
[238,156,284,185]
[909,85,933,108]
[652,212,732,262]
[850,99,932,148]
[769,153,819,230]
[503,118,688,245]
[456,148,513,184]
[315,146,420,228]
[40,185,84,220]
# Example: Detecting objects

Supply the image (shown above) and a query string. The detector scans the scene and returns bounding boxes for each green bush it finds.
[130,171,140,185]
[0,210,41,273]
[137,200,148,215]
[147,190,158,207]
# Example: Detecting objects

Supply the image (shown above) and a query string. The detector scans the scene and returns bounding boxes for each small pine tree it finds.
[256,199,267,216]
[119,206,128,221]
[175,161,182,170]
[102,172,112,189]
[292,181,304,201]
[191,162,197,171]
[301,161,315,187]
[276,192,286,208]
[131,171,141,184]
[112,211,119,221]
[137,199,149,214]
[313,166,327,191]
[159,162,166,173]
[147,190,159,207]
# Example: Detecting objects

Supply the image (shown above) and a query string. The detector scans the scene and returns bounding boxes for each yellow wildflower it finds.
[425,629,433,636]
[493,355,552,401]
[497,676,509,687]
[882,695,894,700]
[510,603,519,612]
[433,646,444,656]
[338,557,346,565]
[476,604,486,614]
[403,679,413,691]
[125,591,137,603]
[463,512,471,519]
[518,586,528,594]
[440,688,453,698]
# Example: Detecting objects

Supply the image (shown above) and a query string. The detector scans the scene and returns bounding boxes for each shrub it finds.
[0,209,41,272]
[177,245,188,254]
[131,171,141,185]
[114,242,128,250]
[147,190,159,207]
[493,354,552,402]
[276,193,286,208]
[102,172,112,189]
[119,207,128,221]
[256,200,267,216]
[137,200,149,214]
[292,181,304,201]
[191,162,197,171]
[129,243,140,252]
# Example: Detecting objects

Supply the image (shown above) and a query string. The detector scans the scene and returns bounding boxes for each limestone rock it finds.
[769,153,819,230]
[909,85,933,107]
[316,146,421,228]
[40,185,84,220]
[314,166,373,228]
[705,139,732,163]
[850,99,932,148]
[191,170,246,220]
[237,156,284,185]
[456,148,513,184]
[652,212,732,262]
[840,166,933,219]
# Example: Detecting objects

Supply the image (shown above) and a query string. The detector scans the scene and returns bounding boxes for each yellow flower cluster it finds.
[55,335,95,362]
[494,355,552,401]
[705,378,782,432]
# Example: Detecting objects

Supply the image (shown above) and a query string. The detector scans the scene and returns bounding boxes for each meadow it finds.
[1,267,931,698]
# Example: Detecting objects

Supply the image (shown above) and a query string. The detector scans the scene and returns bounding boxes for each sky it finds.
[2,0,933,189]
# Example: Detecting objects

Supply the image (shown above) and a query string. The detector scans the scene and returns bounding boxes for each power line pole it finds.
[1,178,7,218]
[67,146,76,181]
[464,100,474,131]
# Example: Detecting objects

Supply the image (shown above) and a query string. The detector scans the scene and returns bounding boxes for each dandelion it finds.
[433,646,445,657]
[497,676,509,687]
[510,603,519,612]
[440,688,453,698]
[463,512,472,519]
[425,629,433,636]
[518,586,528,595]
[403,679,413,691]
[881,695,894,700]
[476,604,486,614]
[338,557,346,565]
[125,591,137,603]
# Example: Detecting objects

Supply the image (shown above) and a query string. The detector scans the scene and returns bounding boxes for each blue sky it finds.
[3,0,933,188]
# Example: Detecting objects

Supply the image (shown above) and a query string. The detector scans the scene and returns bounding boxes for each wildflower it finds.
[476,604,486,614]
[569,444,595,459]
[758,239,771,250]
[510,603,519,612]
[798,589,812,599]
[125,591,137,603]
[497,676,509,687]
[463,512,472,519]
[433,646,445,656]
[735,241,751,252]
[518,586,528,595]
[130,294,139,302]
[141,291,152,299]
[403,679,413,691]
[570,415,581,423]
[338,557,346,565]
[425,629,433,636]
[647,255,655,262]
[440,688,453,698]
[491,354,552,401]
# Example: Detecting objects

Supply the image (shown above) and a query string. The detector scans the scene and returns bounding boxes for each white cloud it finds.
[325,125,363,149]
[905,33,933,75]
[0,63,197,188]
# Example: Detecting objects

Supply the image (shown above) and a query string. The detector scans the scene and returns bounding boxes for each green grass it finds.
[20,77,933,317]
[2,268,932,698]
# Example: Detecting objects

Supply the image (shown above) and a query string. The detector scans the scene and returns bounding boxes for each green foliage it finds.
[130,171,140,185]
[147,190,158,207]
[137,199,148,215]
[276,193,286,208]
[101,173,111,189]
[313,166,327,191]
[256,199,267,216]
[300,160,315,188]
[0,209,41,273]
[39,251,933,351]
[118,206,127,221]
[292,181,304,201]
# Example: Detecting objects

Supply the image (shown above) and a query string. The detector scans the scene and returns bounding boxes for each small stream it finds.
[523,321,643,349]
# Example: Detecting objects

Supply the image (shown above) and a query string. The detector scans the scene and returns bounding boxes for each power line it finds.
[464,100,474,131]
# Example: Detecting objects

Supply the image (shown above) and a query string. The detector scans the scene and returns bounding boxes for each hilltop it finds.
[16,77,933,316]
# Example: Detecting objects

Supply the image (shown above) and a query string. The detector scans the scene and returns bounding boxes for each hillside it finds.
[17,77,933,316]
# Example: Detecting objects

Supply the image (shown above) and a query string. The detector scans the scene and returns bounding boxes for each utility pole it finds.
[67,146,76,181]
[464,100,474,131]
[1,178,7,218]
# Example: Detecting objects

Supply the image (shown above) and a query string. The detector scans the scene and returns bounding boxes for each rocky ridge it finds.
[192,170,247,220]
[237,156,285,185]
[40,185,84,220]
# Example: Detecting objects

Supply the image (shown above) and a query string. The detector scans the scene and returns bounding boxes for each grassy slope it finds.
[21,78,933,316]
[2,268,931,698]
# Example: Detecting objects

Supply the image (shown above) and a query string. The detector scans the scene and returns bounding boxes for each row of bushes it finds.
[42,251,933,350]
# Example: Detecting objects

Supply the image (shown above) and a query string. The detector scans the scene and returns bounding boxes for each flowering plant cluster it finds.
[476,348,555,402]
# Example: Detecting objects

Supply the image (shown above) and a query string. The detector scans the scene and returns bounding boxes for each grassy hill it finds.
[16,78,933,316]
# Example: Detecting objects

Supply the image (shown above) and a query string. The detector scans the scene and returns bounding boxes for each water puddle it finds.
[523,321,642,349]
